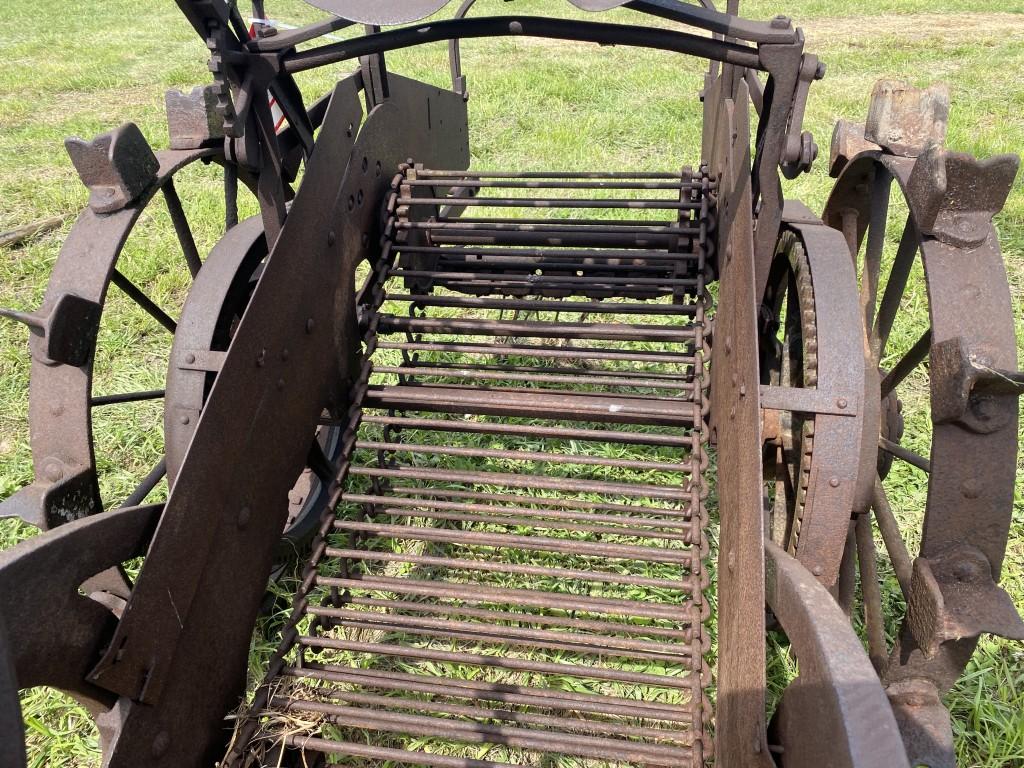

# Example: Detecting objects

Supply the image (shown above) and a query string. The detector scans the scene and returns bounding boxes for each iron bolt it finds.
[961,479,980,499]
[829,476,840,487]
[237,506,251,529]
[953,561,979,581]
[256,349,266,366]
[281,348,289,361]
[180,415,190,425]
[185,352,195,364]
[327,230,336,246]
[508,20,524,34]
[812,565,823,576]
[771,14,790,28]
[306,318,315,334]
[837,397,848,409]
[277,378,285,391]
[739,384,747,397]
[43,460,63,483]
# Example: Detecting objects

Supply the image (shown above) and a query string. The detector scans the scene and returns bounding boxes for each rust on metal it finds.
[0,1,1020,767]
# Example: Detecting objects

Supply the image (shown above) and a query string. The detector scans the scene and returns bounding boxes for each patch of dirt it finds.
[803,12,1024,44]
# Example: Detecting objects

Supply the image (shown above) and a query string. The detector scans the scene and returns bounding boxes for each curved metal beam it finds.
[0,504,161,720]
[283,16,763,75]
[766,540,910,768]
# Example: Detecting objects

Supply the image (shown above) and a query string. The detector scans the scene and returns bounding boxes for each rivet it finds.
[729,405,736,420]
[739,384,747,397]
[346,122,353,137]
[43,460,63,483]
[361,156,368,173]
[836,397,848,409]
[277,378,285,391]
[961,479,979,499]
[812,565,823,576]
[280,348,289,361]
[180,415,190,425]
[237,506,251,529]
[727,550,736,572]
[829,477,840,488]
[305,318,315,334]
[357,190,364,206]
[753,738,762,754]
[152,731,170,758]
[953,561,979,581]
[347,195,355,211]
[731,373,738,386]
[185,352,196,364]
[327,230,336,246]
[725,336,733,354]
[509,20,524,33]
[362,233,370,248]
[256,349,266,366]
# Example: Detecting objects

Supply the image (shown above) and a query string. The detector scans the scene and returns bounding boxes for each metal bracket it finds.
[886,679,956,768]
[759,384,858,416]
[864,80,948,158]
[907,545,1024,659]
[177,349,227,373]
[0,465,101,530]
[780,52,823,179]
[828,119,880,178]
[903,145,1019,248]
[65,123,159,214]
[166,86,225,150]
[1,293,102,368]
[929,336,1023,433]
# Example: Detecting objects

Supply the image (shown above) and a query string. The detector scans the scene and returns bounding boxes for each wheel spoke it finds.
[90,389,165,406]
[880,327,930,398]
[871,478,913,599]
[121,457,167,508]
[873,216,918,357]
[879,437,930,473]
[855,512,888,674]
[860,168,892,345]
[110,269,177,333]
[163,179,203,278]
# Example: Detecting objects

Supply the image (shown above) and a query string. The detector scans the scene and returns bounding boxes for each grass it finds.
[0,0,1022,766]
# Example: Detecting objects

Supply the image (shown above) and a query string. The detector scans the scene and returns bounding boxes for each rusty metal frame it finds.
[0,1,1020,767]
[0,148,243,531]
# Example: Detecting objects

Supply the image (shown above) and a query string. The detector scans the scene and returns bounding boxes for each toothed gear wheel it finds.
[761,230,817,554]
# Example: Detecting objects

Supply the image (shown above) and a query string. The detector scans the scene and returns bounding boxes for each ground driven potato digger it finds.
[1,1,1023,766]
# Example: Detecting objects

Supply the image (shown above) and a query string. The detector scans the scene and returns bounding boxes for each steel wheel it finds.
[758,227,866,584]
[0,145,252,531]
[822,147,1022,766]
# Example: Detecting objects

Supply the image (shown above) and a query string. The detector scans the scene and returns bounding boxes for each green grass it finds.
[1,1,1022,766]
